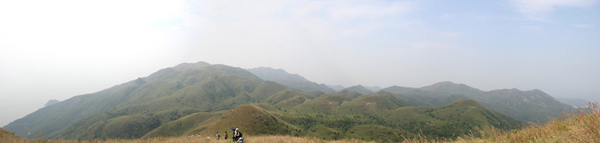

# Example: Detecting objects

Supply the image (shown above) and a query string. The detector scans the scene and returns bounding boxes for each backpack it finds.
[238,131,242,137]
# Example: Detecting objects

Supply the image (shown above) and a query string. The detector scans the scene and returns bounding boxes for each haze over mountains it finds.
[247,67,336,93]
[2,62,581,142]
[556,98,591,107]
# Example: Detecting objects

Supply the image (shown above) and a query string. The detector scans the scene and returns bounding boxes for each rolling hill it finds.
[382,81,574,123]
[4,61,270,140]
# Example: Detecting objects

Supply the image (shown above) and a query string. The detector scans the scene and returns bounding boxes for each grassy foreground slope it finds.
[457,103,600,143]
[0,128,29,143]
[1,128,365,143]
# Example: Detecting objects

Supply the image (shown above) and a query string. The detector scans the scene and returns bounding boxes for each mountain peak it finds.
[247,67,309,82]
[381,86,416,94]
[341,85,374,95]
[134,77,146,84]
[420,81,481,94]
[172,61,211,70]
[426,81,459,87]
[44,99,59,107]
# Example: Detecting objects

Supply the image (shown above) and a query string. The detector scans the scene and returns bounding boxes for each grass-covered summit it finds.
[4,61,270,139]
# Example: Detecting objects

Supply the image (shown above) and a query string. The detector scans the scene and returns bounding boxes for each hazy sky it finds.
[1,0,599,127]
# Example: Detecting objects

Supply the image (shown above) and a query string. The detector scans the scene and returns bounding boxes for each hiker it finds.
[216,132,220,140]
[232,128,237,142]
[225,131,228,140]
[235,128,243,142]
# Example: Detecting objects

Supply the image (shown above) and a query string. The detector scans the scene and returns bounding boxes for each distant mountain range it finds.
[247,67,336,93]
[382,81,573,123]
[3,62,574,142]
[364,86,382,92]
[326,85,345,91]
[556,98,590,107]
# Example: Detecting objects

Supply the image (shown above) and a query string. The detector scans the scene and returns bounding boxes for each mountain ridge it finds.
[3,62,562,142]
[247,67,336,93]
[382,81,572,123]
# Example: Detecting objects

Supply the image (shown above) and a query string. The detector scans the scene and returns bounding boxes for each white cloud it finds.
[510,0,599,20]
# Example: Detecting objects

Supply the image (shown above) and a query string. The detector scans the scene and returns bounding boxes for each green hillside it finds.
[3,76,151,139]
[275,97,523,142]
[338,91,413,113]
[198,104,299,137]
[292,93,355,113]
[382,81,573,123]
[57,65,281,140]
[383,99,523,138]
[4,62,267,140]
[141,112,221,139]
[265,89,315,111]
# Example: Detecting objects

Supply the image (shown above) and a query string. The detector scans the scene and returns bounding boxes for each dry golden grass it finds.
[402,102,600,143]
[243,135,365,143]
[0,129,29,143]
[1,135,368,143]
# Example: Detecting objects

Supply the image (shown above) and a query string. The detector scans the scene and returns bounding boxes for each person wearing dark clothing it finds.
[225,131,228,140]
[234,128,243,142]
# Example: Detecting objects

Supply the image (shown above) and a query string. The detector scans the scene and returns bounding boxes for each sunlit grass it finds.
[1,134,367,143]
